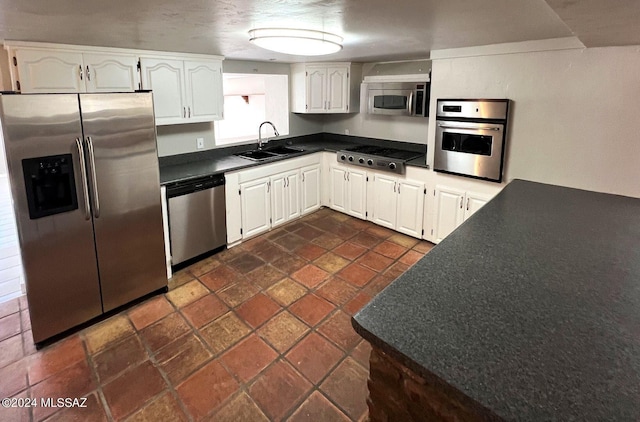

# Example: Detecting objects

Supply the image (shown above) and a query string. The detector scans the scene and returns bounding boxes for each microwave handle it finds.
[438,124,501,131]
[407,91,414,115]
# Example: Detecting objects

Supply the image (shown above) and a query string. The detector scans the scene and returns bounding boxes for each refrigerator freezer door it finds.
[0,94,102,343]
[79,93,167,311]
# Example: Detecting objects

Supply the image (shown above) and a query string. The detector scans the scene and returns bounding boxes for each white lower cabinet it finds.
[301,165,321,214]
[371,174,425,238]
[240,177,271,239]
[329,164,367,219]
[270,170,300,228]
[226,154,322,243]
[433,185,493,243]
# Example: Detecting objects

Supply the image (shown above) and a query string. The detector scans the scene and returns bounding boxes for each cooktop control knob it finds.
[340,154,347,161]
[358,157,365,164]
[367,159,374,166]
[388,162,397,170]
[348,156,354,162]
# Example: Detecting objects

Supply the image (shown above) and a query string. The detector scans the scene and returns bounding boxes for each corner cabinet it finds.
[433,185,493,243]
[140,57,223,125]
[291,62,362,114]
[11,48,139,93]
[225,154,323,244]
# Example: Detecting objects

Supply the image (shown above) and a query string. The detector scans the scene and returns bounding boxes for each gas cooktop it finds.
[336,145,423,174]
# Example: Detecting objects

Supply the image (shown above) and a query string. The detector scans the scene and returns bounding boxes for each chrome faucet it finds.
[258,121,279,150]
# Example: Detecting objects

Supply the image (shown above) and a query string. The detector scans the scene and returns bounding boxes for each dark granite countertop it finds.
[159,133,428,184]
[352,179,640,421]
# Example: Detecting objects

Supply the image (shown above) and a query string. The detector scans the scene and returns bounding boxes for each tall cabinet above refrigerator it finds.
[0,92,167,344]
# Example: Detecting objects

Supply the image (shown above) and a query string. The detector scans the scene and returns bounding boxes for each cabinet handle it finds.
[79,65,83,81]
[302,173,305,182]
[285,177,288,188]
[267,181,270,193]
[466,198,470,211]
[398,184,401,194]
[460,197,463,209]
[343,172,346,181]
[86,65,91,81]
[347,172,350,182]
[394,182,396,193]
[188,106,191,118]
[327,101,330,110]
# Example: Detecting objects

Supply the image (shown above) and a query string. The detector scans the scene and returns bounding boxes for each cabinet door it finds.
[285,171,301,222]
[84,53,139,92]
[306,66,327,113]
[240,178,271,239]
[329,166,347,213]
[140,58,186,125]
[300,165,321,214]
[464,192,491,221]
[184,60,223,122]
[16,49,84,93]
[433,186,465,243]
[347,169,367,220]
[397,180,425,238]
[270,175,287,228]
[326,66,349,113]
[371,174,397,229]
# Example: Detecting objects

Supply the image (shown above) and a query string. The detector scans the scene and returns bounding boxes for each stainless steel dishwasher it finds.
[166,174,226,266]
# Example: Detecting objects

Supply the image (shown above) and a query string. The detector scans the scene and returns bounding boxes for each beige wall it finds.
[428,46,640,198]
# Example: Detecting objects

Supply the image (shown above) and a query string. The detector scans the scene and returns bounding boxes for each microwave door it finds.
[369,90,412,115]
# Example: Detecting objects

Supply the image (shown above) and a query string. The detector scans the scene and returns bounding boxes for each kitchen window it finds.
[215,73,289,146]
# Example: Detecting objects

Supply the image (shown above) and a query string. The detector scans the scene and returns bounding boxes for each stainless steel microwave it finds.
[365,82,430,117]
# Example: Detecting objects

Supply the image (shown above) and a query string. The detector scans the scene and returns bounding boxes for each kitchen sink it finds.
[264,145,304,155]
[235,150,279,161]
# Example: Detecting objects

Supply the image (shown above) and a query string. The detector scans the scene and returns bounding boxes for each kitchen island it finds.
[352,179,640,421]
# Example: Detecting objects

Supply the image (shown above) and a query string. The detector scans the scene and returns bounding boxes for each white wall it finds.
[428,46,640,198]
[156,59,323,157]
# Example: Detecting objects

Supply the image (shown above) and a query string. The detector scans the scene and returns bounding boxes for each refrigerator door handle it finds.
[75,138,91,220]
[86,136,100,218]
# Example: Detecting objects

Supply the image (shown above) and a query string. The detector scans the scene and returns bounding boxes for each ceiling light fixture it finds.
[248,28,343,56]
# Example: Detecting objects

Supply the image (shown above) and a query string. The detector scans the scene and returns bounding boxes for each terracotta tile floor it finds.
[0,208,433,421]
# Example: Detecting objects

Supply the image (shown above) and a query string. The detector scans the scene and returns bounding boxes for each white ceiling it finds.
[0,0,637,62]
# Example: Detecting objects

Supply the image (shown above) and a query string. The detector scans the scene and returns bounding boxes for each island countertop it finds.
[352,179,640,421]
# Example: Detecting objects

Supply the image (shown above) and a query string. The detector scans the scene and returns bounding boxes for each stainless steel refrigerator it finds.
[0,92,167,344]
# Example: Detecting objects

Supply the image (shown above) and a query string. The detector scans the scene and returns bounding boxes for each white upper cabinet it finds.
[13,49,139,93]
[306,67,327,113]
[326,66,350,113]
[184,60,223,121]
[83,53,139,93]
[291,62,362,114]
[140,58,186,124]
[140,57,223,125]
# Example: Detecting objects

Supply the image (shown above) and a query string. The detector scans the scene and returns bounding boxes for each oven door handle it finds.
[438,124,501,131]
[407,91,414,115]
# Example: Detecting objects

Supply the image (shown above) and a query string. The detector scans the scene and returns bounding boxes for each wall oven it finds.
[434,99,510,182]
[366,82,430,117]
